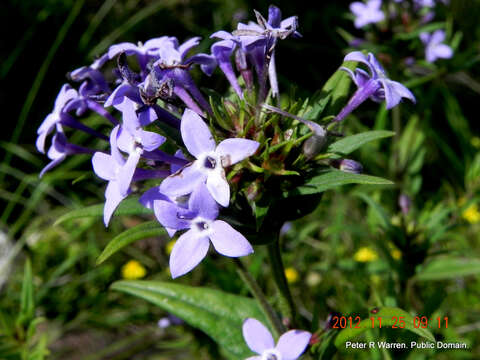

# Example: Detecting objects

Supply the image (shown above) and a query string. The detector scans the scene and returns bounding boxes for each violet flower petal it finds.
[153,200,193,230]
[92,152,117,181]
[242,318,275,354]
[188,184,219,221]
[216,138,259,166]
[209,220,253,257]
[180,109,216,158]
[275,330,312,360]
[104,180,127,226]
[169,231,210,278]
[206,170,230,207]
[160,164,206,197]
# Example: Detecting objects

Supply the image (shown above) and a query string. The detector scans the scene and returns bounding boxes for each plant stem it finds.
[267,239,297,326]
[234,258,284,337]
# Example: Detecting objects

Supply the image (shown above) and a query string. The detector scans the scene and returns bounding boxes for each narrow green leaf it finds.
[17,258,34,326]
[355,193,392,230]
[293,170,393,196]
[97,221,166,265]
[54,197,152,226]
[334,307,435,347]
[111,280,269,359]
[415,257,480,281]
[328,131,395,158]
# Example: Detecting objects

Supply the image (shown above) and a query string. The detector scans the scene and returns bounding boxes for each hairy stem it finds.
[267,239,297,326]
[234,258,284,337]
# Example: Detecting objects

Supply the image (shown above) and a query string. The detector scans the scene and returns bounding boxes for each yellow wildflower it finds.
[121,260,146,280]
[462,203,480,224]
[166,240,176,255]
[391,249,402,260]
[284,267,299,283]
[354,247,378,262]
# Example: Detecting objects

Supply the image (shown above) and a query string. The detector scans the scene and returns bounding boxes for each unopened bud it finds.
[303,135,327,159]
[331,159,363,174]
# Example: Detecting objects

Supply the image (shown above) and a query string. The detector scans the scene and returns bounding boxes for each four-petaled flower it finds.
[350,0,385,29]
[160,109,259,207]
[154,183,254,278]
[242,318,311,360]
[420,30,453,63]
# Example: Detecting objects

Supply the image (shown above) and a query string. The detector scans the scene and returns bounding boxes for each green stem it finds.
[267,240,297,326]
[234,258,284,337]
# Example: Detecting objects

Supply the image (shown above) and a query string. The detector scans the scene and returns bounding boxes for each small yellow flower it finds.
[166,240,176,255]
[462,203,480,224]
[354,247,378,263]
[284,267,299,283]
[122,260,147,280]
[391,249,402,260]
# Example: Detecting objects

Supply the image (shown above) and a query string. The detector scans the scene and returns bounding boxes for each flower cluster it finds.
[35,5,302,279]
[36,5,413,282]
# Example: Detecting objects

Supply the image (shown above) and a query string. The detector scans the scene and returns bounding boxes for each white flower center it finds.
[261,349,282,360]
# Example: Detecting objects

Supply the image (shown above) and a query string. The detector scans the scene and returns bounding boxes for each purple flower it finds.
[242,318,311,360]
[398,194,411,215]
[160,109,259,207]
[211,5,300,98]
[151,38,216,115]
[36,84,78,153]
[40,130,94,177]
[420,30,453,63]
[336,51,415,121]
[350,0,385,29]
[92,125,168,226]
[154,184,253,278]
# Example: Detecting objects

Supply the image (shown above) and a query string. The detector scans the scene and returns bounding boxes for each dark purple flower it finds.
[336,51,415,121]
[350,0,385,28]
[420,30,453,63]
[339,159,363,174]
[154,184,253,278]
[242,318,311,360]
[160,109,259,207]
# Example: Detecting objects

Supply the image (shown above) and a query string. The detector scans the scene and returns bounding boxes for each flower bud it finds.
[330,159,363,174]
[303,134,327,159]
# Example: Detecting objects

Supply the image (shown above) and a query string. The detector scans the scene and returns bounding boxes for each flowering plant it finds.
[32,3,448,359]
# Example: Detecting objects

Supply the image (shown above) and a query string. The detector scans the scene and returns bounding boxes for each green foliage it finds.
[54,197,152,226]
[96,221,166,265]
[293,170,393,196]
[111,280,269,359]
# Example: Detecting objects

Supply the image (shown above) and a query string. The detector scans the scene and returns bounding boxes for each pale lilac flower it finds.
[242,318,311,360]
[160,109,259,207]
[350,0,385,29]
[92,126,168,226]
[155,184,253,278]
[336,51,415,121]
[420,30,453,63]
